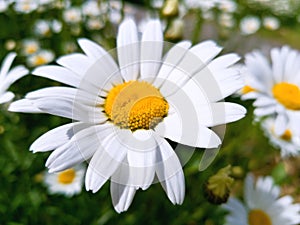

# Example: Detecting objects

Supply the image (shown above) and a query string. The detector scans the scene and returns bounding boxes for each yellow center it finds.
[26,45,38,54]
[280,129,292,141]
[272,82,300,110]
[34,56,47,66]
[248,209,272,225]
[104,81,169,131]
[242,85,256,94]
[57,169,76,184]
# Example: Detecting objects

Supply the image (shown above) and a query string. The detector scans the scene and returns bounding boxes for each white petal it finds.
[245,51,273,91]
[32,65,81,87]
[46,124,113,172]
[30,122,90,153]
[271,46,290,83]
[80,53,123,95]
[117,18,139,81]
[78,38,107,60]
[8,99,43,113]
[32,96,107,123]
[154,135,185,205]
[110,161,137,213]
[0,91,14,104]
[155,111,221,148]
[126,130,156,190]
[189,40,222,64]
[85,130,129,193]
[25,87,103,106]
[111,181,136,213]
[140,20,163,80]
[254,105,276,117]
[0,52,16,80]
[3,65,28,88]
[253,96,276,107]
[196,102,246,127]
[244,173,255,208]
[208,53,240,72]
[274,114,288,136]
[56,53,92,76]
[153,40,191,88]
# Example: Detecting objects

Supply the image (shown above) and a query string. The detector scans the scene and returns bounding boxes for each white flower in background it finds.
[22,39,40,56]
[27,50,55,67]
[34,20,51,36]
[184,0,217,10]
[219,13,235,28]
[14,0,38,13]
[0,53,28,104]
[44,165,85,197]
[263,17,280,30]
[217,0,237,13]
[261,117,300,157]
[223,173,300,225]
[9,19,245,213]
[240,16,261,35]
[82,0,101,17]
[51,20,63,33]
[0,0,12,12]
[5,40,16,51]
[242,46,300,138]
[63,7,82,24]
[151,0,164,8]
[86,18,104,30]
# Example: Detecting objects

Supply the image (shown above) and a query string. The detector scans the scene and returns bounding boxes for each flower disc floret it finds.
[104,81,169,131]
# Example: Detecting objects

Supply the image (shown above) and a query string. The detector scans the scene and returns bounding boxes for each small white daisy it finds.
[261,117,300,157]
[0,53,28,104]
[44,165,85,197]
[223,173,300,225]
[219,13,235,28]
[0,0,12,12]
[217,0,237,13]
[242,46,300,137]
[240,16,261,35]
[63,7,82,24]
[10,19,245,212]
[27,50,55,67]
[263,17,280,30]
[82,0,101,17]
[13,0,38,13]
[34,20,51,37]
[22,39,40,56]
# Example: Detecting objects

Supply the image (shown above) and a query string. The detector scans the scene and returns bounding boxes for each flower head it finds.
[261,117,300,157]
[242,46,300,138]
[10,19,245,212]
[240,16,261,35]
[27,50,55,67]
[44,164,85,197]
[223,173,300,225]
[0,53,28,104]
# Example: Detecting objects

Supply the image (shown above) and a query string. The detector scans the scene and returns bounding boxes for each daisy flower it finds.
[223,173,300,225]
[13,0,38,14]
[263,17,280,31]
[0,53,28,104]
[22,39,40,56]
[9,19,245,212]
[27,50,55,67]
[240,16,261,35]
[242,46,300,137]
[63,7,82,24]
[44,164,85,197]
[261,117,300,157]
